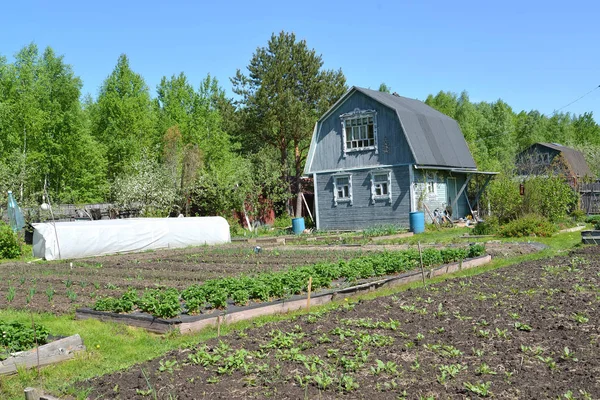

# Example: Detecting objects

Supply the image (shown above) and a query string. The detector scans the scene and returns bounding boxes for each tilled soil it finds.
[0,246,360,315]
[82,246,600,399]
[0,242,539,316]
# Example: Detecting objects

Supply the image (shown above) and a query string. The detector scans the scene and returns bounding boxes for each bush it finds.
[472,216,499,235]
[0,223,21,259]
[594,221,600,231]
[498,214,557,238]
[585,215,600,224]
[273,215,292,229]
[570,209,586,222]
[522,176,578,222]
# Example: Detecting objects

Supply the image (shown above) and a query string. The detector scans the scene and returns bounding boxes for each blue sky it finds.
[1,0,598,119]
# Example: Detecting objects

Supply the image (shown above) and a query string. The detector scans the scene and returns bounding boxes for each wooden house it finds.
[515,142,592,185]
[304,87,495,230]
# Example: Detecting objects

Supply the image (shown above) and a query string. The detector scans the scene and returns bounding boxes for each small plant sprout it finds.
[6,286,15,303]
[514,322,533,332]
[475,363,497,375]
[571,312,589,324]
[464,381,492,397]
[561,347,577,361]
[45,287,55,302]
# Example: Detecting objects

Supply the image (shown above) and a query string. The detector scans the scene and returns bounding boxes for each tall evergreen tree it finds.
[231,31,347,216]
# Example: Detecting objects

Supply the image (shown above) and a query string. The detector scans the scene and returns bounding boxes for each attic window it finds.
[340,109,378,155]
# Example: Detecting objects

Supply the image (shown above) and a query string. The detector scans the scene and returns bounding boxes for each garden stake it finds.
[307,276,312,311]
[418,241,426,287]
[217,315,221,337]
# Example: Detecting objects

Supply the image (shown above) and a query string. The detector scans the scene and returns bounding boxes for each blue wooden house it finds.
[304,86,495,230]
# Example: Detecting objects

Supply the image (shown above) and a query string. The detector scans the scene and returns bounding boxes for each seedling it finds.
[464,381,492,397]
[45,287,55,302]
[561,347,577,361]
[6,286,15,303]
[571,312,589,324]
[514,322,532,332]
[475,363,497,375]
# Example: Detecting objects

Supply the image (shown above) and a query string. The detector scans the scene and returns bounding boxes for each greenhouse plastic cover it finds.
[32,217,230,260]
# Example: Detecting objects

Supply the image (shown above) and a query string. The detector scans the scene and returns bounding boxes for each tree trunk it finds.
[294,141,303,218]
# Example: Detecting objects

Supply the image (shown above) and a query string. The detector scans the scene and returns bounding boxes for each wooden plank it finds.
[1,335,85,376]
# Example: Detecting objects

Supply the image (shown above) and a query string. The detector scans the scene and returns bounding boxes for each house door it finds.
[446,177,457,217]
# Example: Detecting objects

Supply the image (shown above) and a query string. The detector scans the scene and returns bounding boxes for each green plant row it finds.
[0,321,50,360]
[93,244,486,319]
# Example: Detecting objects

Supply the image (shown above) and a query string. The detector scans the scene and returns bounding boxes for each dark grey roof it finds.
[353,87,476,169]
[535,143,592,177]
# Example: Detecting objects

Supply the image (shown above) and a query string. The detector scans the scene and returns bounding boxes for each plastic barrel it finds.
[409,211,425,234]
[292,217,305,235]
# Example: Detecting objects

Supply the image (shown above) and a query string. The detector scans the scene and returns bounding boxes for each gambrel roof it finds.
[307,86,476,173]
[521,142,592,178]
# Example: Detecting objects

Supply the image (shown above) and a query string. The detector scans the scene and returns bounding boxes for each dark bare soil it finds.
[0,245,362,315]
[81,246,600,399]
[0,242,540,316]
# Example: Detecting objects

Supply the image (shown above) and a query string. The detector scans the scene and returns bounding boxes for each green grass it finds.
[0,230,584,399]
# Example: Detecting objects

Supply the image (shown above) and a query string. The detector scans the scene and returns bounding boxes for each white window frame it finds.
[340,108,378,157]
[370,170,392,203]
[426,172,437,196]
[333,173,353,206]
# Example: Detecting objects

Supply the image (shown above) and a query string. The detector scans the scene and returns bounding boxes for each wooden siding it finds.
[413,169,469,222]
[310,91,414,172]
[316,166,411,230]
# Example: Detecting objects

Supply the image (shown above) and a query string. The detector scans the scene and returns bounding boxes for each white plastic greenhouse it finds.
[32,217,231,260]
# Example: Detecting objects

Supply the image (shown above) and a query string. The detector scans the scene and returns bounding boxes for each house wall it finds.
[309,91,414,172]
[315,165,411,230]
[412,169,469,222]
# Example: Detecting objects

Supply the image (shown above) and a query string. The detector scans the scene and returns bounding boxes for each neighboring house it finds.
[304,86,495,230]
[515,143,592,185]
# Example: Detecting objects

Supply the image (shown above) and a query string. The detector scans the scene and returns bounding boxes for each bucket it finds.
[292,217,305,235]
[409,211,425,234]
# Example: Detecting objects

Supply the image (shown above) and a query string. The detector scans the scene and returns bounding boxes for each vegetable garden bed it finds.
[80,246,600,399]
[75,245,490,334]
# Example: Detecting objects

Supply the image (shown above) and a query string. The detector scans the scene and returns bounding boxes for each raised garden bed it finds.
[0,332,85,375]
[582,230,600,244]
[76,254,491,334]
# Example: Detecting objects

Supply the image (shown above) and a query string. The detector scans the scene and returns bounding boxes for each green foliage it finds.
[232,31,347,217]
[95,244,484,318]
[362,225,402,237]
[484,174,523,222]
[90,54,156,180]
[0,223,22,259]
[468,244,486,258]
[111,155,177,216]
[137,288,181,319]
[472,217,499,235]
[522,176,578,222]
[273,215,292,229]
[0,321,49,359]
[498,215,557,238]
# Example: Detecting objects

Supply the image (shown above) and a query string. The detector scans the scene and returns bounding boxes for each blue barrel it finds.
[292,217,305,235]
[409,211,425,234]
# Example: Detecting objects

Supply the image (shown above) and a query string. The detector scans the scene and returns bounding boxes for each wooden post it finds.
[217,315,221,337]
[24,387,40,400]
[423,203,439,229]
[417,241,426,287]
[306,277,312,311]
[301,193,314,224]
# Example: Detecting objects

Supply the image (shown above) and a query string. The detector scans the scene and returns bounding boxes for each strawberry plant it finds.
[0,321,50,360]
